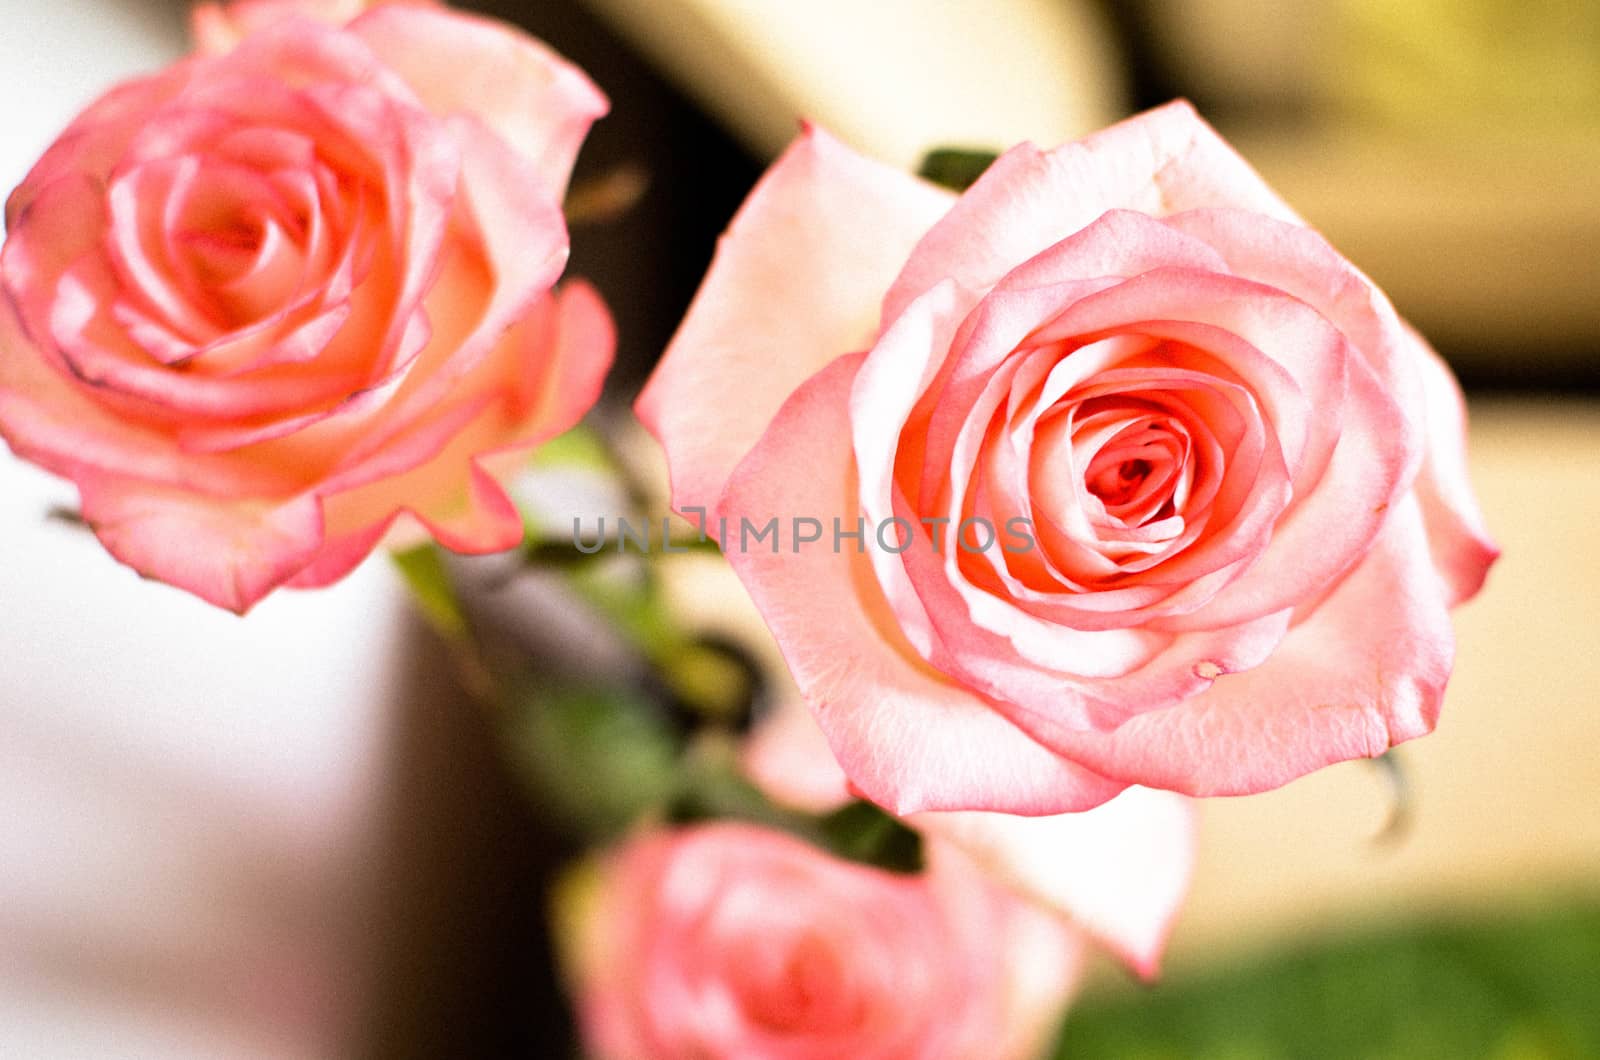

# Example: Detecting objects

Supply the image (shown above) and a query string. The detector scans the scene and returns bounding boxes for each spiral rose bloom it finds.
[571,823,1085,1060]
[0,6,610,612]
[638,103,1498,814]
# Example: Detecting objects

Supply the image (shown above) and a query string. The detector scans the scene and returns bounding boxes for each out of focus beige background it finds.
[1,0,1596,1056]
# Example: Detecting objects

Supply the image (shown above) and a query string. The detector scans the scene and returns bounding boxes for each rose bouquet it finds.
[0,1,1496,1057]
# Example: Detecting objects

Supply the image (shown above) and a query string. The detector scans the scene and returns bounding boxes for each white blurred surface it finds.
[582,0,1127,167]
[0,3,411,1055]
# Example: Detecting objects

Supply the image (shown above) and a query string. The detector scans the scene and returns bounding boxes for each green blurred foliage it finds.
[392,544,469,640]
[1056,897,1600,1059]
[917,148,1001,191]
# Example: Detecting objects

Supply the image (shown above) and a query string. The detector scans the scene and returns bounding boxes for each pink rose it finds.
[570,822,1085,1060]
[639,102,1499,814]
[743,696,1197,977]
[0,6,611,612]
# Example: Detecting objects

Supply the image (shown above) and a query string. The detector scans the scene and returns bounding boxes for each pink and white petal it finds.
[915,786,1197,979]
[852,279,973,658]
[75,475,325,615]
[1037,495,1454,796]
[320,114,569,470]
[885,100,1299,322]
[639,125,954,517]
[5,72,186,226]
[1154,347,1407,633]
[349,3,607,197]
[1163,207,1428,485]
[1407,329,1499,606]
[742,693,855,816]
[927,841,1089,1060]
[213,15,424,106]
[719,353,1126,816]
[308,280,612,572]
[0,298,302,497]
[284,513,395,590]
[192,0,390,55]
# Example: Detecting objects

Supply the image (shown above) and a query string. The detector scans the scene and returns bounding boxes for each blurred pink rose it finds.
[744,696,1196,978]
[0,6,611,612]
[571,822,1085,1060]
[639,102,1499,815]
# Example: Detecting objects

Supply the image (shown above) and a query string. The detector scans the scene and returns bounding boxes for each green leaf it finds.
[391,544,467,639]
[917,147,1001,192]
[527,424,615,474]
[1054,894,1600,1059]
[509,684,682,840]
[667,757,924,876]
[818,800,924,875]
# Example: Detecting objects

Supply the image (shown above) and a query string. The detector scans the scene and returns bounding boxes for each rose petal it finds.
[1406,328,1500,606]
[915,786,1197,979]
[75,475,325,615]
[350,3,607,198]
[191,0,382,55]
[1032,494,1454,795]
[639,124,954,518]
[718,353,1127,815]
[300,280,613,587]
[884,100,1299,323]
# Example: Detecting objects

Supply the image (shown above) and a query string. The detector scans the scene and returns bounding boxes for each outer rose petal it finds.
[638,124,954,517]
[0,297,296,498]
[349,4,608,198]
[916,788,1196,979]
[1035,495,1454,795]
[192,0,383,54]
[75,476,326,614]
[925,842,1090,1060]
[884,99,1299,323]
[719,353,1126,815]
[298,280,615,590]
[1407,329,1500,606]
[743,695,1197,979]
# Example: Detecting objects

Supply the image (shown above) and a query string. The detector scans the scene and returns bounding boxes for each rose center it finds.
[1089,457,1153,506]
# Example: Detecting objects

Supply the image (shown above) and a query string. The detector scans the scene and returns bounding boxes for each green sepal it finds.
[667,756,925,876]
[391,544,468,640]
[917,147,1001,192]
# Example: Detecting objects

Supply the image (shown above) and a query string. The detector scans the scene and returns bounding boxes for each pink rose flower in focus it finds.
[0,6,611,612]
[570,822,1086,1060]
[638,102,1499,814]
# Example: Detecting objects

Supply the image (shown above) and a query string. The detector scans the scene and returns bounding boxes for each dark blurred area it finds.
[468,1,762,396]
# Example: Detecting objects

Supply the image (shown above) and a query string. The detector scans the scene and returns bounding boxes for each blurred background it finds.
[1,0,1596,1056]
